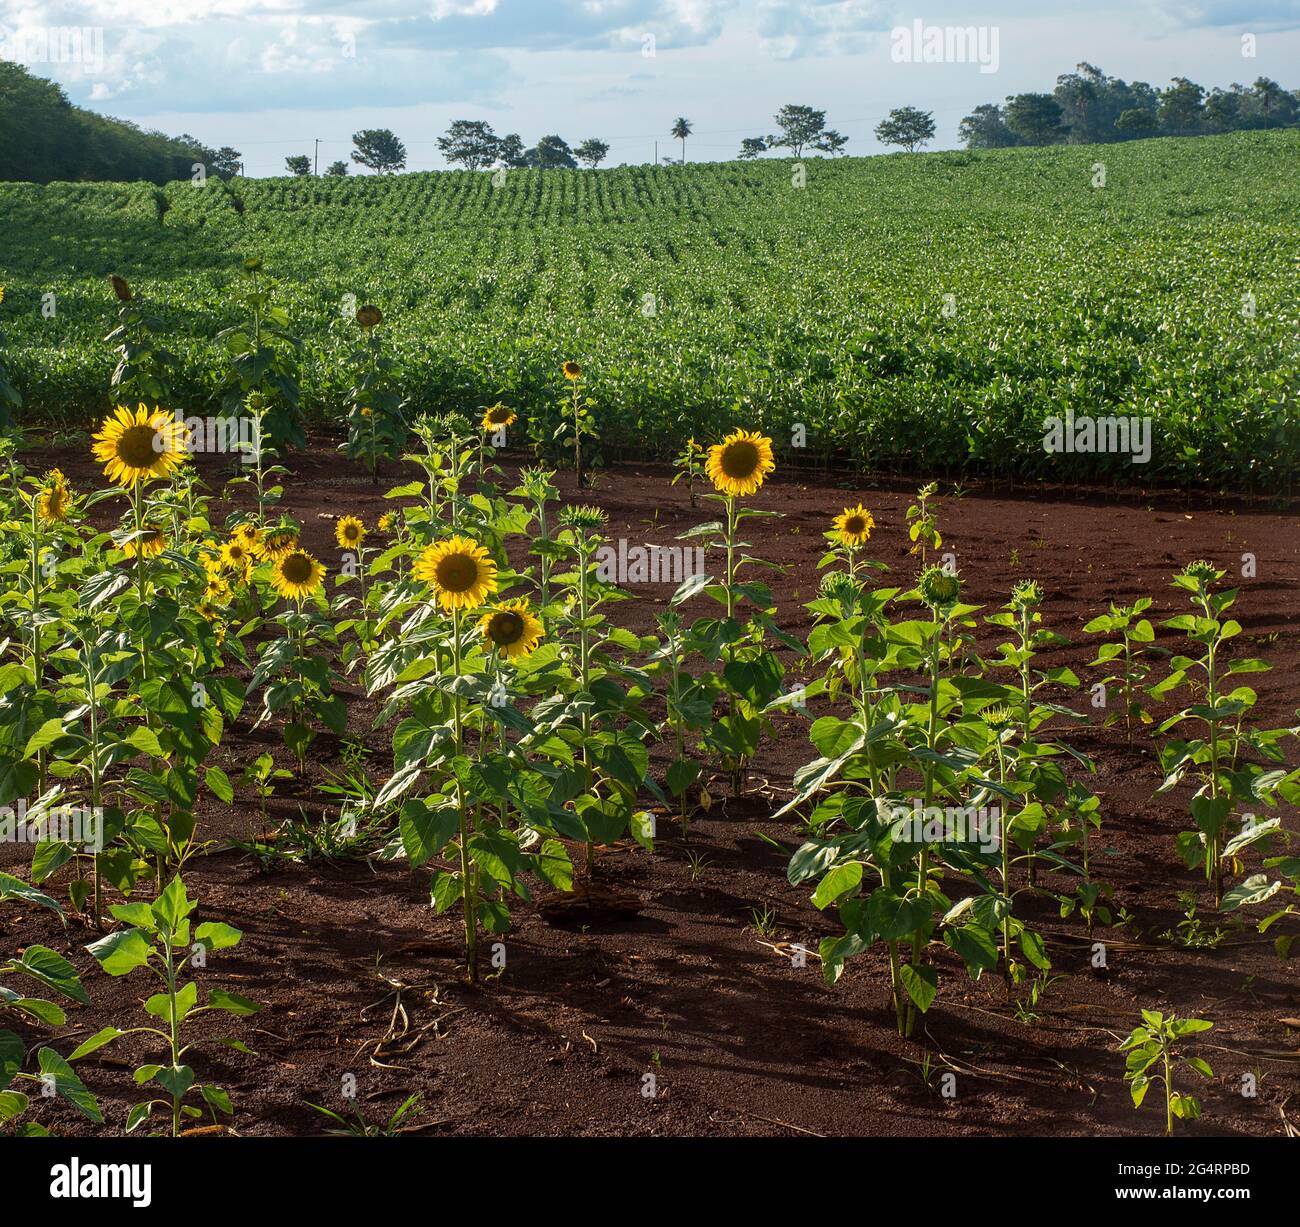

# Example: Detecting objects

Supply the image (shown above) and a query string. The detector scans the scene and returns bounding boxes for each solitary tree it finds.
[324,160,349,176]
[670,117,692,163]
[284,154,312,176]
[874,106,936,152]
[437,120,501,170]
[738,136,767,159]
[575,138,610,168]
[768,104,827,156]
[351,128,407,174]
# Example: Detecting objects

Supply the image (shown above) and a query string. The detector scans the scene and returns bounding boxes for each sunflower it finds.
[832,504,875,549]
[335,515,366,550]
[479,601,544,661]
[232,522,264,557]
[562,360,582,382]
[91,404,189,487]
[197,603,226,644]
[377,512,395,534]
[481,403,517,432]
[919,564,962,611]
[219,538,255,580]
[122,525,168,559]
[706,429,776,498]
[199,548,223,576]
[356,305,383,329]
[271,549,326,601]
[109,275,132,302]
[203,572,232,604]
[36,469,72,524]
[413,535,498,611]
[260,530,300,561]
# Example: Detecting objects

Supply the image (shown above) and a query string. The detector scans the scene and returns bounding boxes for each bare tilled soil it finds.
[4,444,1299,1137]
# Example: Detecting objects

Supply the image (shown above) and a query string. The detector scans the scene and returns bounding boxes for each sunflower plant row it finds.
[1,387,1298,1135]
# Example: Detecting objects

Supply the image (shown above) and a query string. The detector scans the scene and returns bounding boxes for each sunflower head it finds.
[36,469,72,524]
[261,529,300,561]
[559,503,607,532]
[91,404,190,487]
[479,601,544,661]
[918,564,961,611]
[984,704,1015,731]
[122,525,168,559]
[1179,559,1222,591]
[1009,579,1044,612]
[109,275,132,302]
[335,515,366,550]
[706,429,776,498]
[271,549,326,602]
[232,522,264,557]
[377,512,396,534]
[562,360,582,382]
[203,572,232,603]
[242,256,263,272]
[356,305,383,329]
[413,535,498,611]
[482,402,517,432]
[819,569,864,612]
[833,503,875,549]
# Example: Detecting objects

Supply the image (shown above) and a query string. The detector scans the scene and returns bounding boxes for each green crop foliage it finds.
[0,130,1296,488]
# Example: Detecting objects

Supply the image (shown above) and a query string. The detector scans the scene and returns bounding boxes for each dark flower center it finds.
[117,424,161,468]
[282,552,313,584]
[488,611,525,645]
[436,553,480,593]
[721,440,759,479]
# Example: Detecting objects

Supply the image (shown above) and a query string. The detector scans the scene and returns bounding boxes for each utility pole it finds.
[314,138,320,176]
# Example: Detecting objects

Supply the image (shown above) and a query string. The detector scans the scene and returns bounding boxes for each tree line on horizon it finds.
[3,57,1297,187]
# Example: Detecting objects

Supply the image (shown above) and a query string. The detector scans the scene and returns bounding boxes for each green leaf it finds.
[204,766,235,804]
[207,988,262,1016]
[85,927,153,976]
[37,1047,103,1122]
[899,963,938,1013]
[194,921,243,952]
[68,1027,125,1061]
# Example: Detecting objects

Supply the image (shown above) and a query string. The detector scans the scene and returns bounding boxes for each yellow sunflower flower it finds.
[413,535,498,611]
[219,538,255,581]
[36,469,72,524]
[377,512,395,534]
[479,601,544,661]
[232,523,264,557]
[335,515,366,550]
[832,504,875,549]
[122,525,168,559]
[562,361,582,382]
[481,403,517,432]
[91,403,189,487]
[271,549,326,601]
[202,572,232,604]
[260,530,299,561]
[706,429,776,498]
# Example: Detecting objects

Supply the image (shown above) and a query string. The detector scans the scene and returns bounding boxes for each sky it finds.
[1,0,1298,174]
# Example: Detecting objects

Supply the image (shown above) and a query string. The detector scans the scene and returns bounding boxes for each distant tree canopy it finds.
[0,61,233,184]
[738,136,767,159]
[351,128,407,174]
[575,138,610,168]
[523,135,578,169]
[961,63,1300,148]
[284,155,312,176]
[874,107,936,152]
[324,160,349,177]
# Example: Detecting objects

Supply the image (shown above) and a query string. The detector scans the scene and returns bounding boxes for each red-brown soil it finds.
[3,444,1299,1137]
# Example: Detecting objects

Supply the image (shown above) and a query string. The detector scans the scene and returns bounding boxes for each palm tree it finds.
[671,117,693,164]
